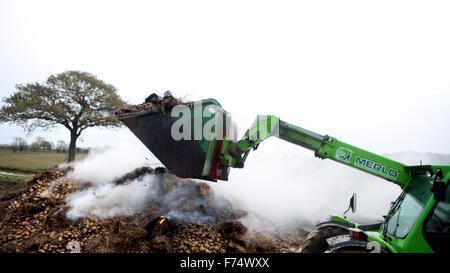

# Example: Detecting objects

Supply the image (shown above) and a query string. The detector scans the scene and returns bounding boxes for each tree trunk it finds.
[68,131,78,163]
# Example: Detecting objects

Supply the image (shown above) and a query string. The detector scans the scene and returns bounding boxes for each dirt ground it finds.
[0,167,307,253]
[0,180,27,199]
[0,180,27,219]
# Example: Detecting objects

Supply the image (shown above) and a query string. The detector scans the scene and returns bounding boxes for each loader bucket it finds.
[116,98,230,182]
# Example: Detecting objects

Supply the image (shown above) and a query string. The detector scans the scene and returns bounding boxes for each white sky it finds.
[1,0,450,154]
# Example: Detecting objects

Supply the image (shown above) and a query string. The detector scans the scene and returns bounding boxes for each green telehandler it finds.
[117,97,449,253]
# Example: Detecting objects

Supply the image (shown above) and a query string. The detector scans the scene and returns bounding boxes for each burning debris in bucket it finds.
[0,165,306,253]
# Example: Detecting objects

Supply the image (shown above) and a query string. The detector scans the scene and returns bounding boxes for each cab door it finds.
[423,183,450,253]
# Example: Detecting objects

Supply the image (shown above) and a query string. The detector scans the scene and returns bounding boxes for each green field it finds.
[0,150,87,180]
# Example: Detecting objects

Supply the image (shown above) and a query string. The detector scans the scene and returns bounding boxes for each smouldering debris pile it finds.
[0,166,306,253]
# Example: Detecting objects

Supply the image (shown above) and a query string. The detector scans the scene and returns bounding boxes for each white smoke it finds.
[65,140,159,185]
[62,134,450,231]
[63,139,163,220]
[210,139,450,230]
[66,175,156,220]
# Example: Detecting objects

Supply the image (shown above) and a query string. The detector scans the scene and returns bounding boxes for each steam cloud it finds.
[62,136,450,232]
[63,139,161,220]
[65,176,156,220]
[210,140,450,230]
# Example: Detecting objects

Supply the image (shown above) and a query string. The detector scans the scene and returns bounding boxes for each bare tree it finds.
[56,140,68,152]
[11,137,27,152]
[31,136,44,151]
[40,140,53,150]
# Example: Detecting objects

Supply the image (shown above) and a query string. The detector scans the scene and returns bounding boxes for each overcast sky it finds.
[1,0,450,154]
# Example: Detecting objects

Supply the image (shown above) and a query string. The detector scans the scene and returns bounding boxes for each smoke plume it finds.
[210,139,450,230]
[62,136,450,232]
[63,139,161,220]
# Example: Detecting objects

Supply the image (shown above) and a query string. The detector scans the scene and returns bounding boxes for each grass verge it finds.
[0,173,33,183]
[0,150,86,174]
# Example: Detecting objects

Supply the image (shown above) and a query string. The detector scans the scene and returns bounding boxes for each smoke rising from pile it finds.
[65,176,156,220]
[210,139,450,230]
[65,141,157,185]
[62,135,450,232]
[63,139,161,220]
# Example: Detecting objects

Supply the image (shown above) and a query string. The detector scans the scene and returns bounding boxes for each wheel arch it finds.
[315,220,353,231]
[329,240,392,253]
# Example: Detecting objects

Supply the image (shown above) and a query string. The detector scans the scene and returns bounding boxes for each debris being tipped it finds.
[115,92,183,116]
[0,167,306,253]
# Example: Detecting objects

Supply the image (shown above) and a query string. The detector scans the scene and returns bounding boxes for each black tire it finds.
[300,227,348,253]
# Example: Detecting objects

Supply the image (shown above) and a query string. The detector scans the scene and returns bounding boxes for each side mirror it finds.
[350,193,357,213]
[344,193,357,215]
[432,169,446,202]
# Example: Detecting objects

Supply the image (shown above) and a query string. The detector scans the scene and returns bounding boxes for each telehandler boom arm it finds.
[117,98,411,185]
[221,115,410,188]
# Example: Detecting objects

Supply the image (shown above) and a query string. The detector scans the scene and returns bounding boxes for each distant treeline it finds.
[1,137,89,153]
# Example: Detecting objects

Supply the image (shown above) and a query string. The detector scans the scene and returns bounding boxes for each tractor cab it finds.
[380,165,449,252]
